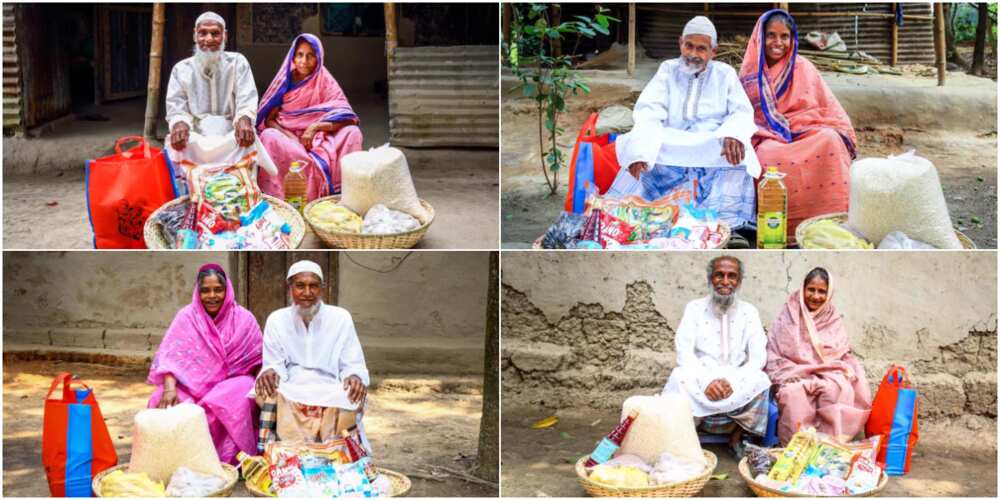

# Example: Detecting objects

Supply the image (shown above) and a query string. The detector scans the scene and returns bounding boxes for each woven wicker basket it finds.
[795,212,976,249]
[574,450,717,497]
[303,195,434,249]
[532,221,732,250]
[244,468,412,497]
[92,463,239,497]
[143,195,305,249]
[737,453,888,498]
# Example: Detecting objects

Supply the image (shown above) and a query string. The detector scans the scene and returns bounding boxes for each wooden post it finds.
[384,3,398,74]
[627,3,636,76]
[143,3,165,140]
[934,2,946,86]
[502,3,512,45]
[890,3,899,66]
[778,2,790,11]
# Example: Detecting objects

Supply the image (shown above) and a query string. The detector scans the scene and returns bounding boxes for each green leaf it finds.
[578,26,596,37]
[578,82,592,94]
[592,24,610,36]
[971,216,983,224]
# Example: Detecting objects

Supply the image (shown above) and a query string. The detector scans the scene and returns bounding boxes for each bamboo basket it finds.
[574,450,717,497]
[244,468,412,497]
[143,195,305,249]
[303,195,434,249]
[92,463,239,497]
[532,222,732,249]
[795,212,976,249]
[737,453,888,497]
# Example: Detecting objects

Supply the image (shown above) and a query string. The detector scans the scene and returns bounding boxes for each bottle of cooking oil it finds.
[757,167,788,249]
[284,161,308,214]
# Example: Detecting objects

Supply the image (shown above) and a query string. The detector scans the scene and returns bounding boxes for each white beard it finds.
[710,287,738,312]
[193,42,225,73]
[295,300,321,323]
[679,56,705,75]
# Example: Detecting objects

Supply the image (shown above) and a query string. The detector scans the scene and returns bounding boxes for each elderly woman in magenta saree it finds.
[147,264,263,464]
[257,33,363,199]
[739,10,858,244]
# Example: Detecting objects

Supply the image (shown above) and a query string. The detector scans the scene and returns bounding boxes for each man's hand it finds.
[344,375,367,404]
[628,161,649,180]
[158,388,179,408]
[704,378,734,401]
[170,122,190,151]
[300,124,318,151]
[721,137,745,166]
[235,116,255,147]
[256,368,279,399]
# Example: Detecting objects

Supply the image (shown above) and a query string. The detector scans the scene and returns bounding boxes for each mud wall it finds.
[502,252,997,427]
[3,252,489,376]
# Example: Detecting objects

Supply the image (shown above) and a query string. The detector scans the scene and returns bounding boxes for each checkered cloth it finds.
[640,165,756,231]
[258,397,278,453]
[697,389,770,437]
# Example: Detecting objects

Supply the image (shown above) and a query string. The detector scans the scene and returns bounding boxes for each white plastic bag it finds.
[340,145,430,223]
[362,204,421,235]
[847,150,962,249]
[165,467,228,497]
[129,403,226,483]
[649,451,706,485]
[877,231,936,249]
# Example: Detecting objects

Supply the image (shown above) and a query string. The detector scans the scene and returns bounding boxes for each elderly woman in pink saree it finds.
[766,267,871,444]
[147,264,263,464]
[257,33,363,198]
[739,10,858,244]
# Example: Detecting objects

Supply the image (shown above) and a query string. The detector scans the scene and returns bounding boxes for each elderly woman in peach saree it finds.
[739,10,858,244]
[766,267,871,445]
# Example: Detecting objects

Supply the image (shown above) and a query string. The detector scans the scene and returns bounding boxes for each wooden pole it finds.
[890,3,899,66]
[502,3,511,45]
[934,1,946,86]
[384,2,398,74]
[627,3,636,76]
[143,2,165,140]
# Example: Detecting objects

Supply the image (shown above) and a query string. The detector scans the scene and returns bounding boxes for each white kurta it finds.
[254,303,370,411]
[661,296,771,417]
[615,60,762,179]
[165,52,277,194]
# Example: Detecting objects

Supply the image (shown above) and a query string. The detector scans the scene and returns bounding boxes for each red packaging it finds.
[196,203,237,235]
[268,447,305,491]
[580,208,604,243]
[599,211,636,245]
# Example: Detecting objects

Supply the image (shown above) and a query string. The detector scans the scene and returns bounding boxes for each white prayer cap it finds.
[682,16,717,48]
[287,260,323,282]
[195,11,226,30]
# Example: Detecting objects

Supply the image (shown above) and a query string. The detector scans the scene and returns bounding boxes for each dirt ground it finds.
[3,359,497,497]
[500,71,997,249]
[501,406,997,497]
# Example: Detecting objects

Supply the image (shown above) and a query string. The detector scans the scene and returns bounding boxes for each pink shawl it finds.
[148,263,263,399]
[738,10,857,156]
[766,275,856,385]
[256,34,359,193]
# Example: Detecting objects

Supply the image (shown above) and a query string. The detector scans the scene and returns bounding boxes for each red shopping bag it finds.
[42,372,118,496]
[865,364,919,475]
[563,113,622,213]
[85,136,178,248]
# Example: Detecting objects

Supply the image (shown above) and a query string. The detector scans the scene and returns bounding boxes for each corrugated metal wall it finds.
[388,45,498,148]
[638,3,935,65]
[2,5,22,132]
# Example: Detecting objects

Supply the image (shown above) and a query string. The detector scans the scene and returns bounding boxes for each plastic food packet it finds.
[188,158,261,222]
[541,212,588,249]
[845,455,882,494]
[155,202,189,248]
[176,229,200,249]
[334,461,375,497]
[800,219,874,249]
[201,231,247,250]
[599,211,636,245]
[239,200,292,249]
[301,455,340,496]
[769,428,818,483]
[580,209,604,244]
[744,443,775,477]
[308,201,364,234]
[299,440,353,466]
[100,470,166,497]
[269,446,305,494]
[842,435,882,462]
[804,441,854,479]
[196,202,238,235]
[165,466,228,497]
[362,204,421,235]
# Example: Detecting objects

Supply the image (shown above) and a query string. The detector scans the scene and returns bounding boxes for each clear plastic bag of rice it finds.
[128,403,226,483]
[847,150,962,249]
[362,204,421,234]
[340,144,431,223]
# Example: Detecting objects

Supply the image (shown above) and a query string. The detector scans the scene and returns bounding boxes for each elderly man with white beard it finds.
[661,255,771,456]
[608,16,761,247]
[253,260,371,451]
[165,11,277,194]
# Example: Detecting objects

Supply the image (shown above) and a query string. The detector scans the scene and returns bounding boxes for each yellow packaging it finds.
[589,464,650,488]
[100,469,166,497]
[768,428,818,483]
[308,201,363,233]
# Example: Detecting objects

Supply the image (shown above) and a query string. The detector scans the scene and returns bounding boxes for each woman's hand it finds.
[300,124,319,150]
[158,388,179,408]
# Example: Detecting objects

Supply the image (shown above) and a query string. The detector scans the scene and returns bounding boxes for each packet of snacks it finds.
[187,153,261,224]
[268,444,305,494]
[845,454,882,494]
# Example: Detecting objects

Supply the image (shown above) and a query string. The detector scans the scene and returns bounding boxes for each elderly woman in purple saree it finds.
[147,263,263,464]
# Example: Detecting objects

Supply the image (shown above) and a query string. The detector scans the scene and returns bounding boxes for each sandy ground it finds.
[501,406,997,497]
[3,359,497,497]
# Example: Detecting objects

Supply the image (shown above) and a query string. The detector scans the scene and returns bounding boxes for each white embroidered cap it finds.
[287,260,323,281]
[195,11,226,30]
[682,16,717,48]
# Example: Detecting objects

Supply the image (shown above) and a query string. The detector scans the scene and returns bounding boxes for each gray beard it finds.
[295,301,321,323]
[193,43,225,73]
[710,288,737,311]
[680,57,705,75]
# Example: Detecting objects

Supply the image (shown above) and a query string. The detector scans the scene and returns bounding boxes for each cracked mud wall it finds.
[502,251,997,428]
[3,252,489,375]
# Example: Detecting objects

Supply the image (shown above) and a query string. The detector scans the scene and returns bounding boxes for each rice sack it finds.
[619,394,705,467]
[339,145,430,224]
[128,403,226,483]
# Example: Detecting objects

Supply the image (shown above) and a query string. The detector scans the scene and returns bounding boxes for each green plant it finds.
[505,4,618,196]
